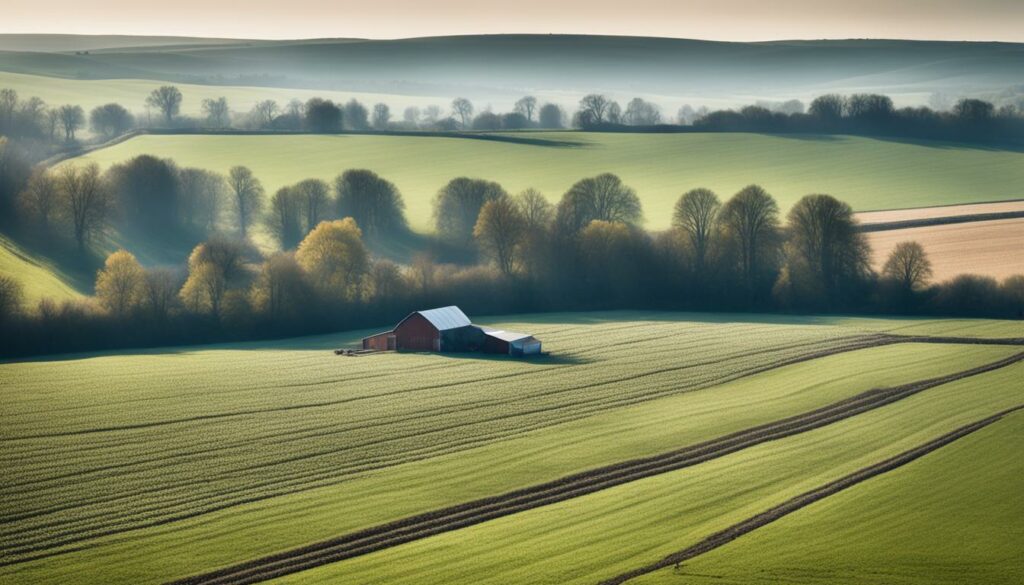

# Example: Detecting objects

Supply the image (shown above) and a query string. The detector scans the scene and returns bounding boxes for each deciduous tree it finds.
[227,166,264,238]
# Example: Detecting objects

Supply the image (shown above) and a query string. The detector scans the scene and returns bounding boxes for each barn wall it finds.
[393,313,439,351]
[362,332,393,351]
[483,335,510,354]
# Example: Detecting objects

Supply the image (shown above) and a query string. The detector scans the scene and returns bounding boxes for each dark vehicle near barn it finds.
[362,306,541,356]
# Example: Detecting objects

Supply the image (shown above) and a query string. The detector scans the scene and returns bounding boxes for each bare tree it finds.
[344,99,369,130]
[785,193,872,300]
[514,96,538,122]
[720,184,780,291]
[251,99,278,128]
[474,196,527,276]
[294,178,330,233]
[372,103,391,130]
[143,267,179,321]
[672,188,721,273]
[58,105,84,141]
[227,166,264,238]
[515,188,553,230]
[623,98,661,125]
[266,187,303,249]
[578,94,612,124]
[451,98,474,128]
[19,170,59,229]
[146,86,183,124]
[57,163,112,251]
[883,241,933,292]
[202,97,230,128]
[556,173,642,233]
[433,177,506,243]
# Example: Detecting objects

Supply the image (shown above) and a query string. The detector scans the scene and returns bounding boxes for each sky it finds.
[3,0,1023,42]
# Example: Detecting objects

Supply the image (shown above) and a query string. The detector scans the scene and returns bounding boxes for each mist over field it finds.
[2,34,1023,111]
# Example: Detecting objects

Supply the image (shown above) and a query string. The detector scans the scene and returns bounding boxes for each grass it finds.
[635,409,1024,585]
[62,132,1024,233]
[0,235,85,305]
[1,311,1020,583]
[268,363,1024,585]
[866,217,1024,281]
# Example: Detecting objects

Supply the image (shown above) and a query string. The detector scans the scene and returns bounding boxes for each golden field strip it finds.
[866,217,1024,281]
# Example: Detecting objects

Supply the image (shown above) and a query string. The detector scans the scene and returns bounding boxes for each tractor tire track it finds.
[599,404,1024,585]
[169,350,1024,585]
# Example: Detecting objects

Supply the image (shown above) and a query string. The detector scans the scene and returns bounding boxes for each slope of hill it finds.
[1,35,1021,106]
[63,132,1024,235]
[0,236,85,306]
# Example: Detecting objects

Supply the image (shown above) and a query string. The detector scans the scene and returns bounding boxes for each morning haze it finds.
[3,0,1023,41]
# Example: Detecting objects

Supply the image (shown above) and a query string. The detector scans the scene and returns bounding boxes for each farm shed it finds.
[363,306,484,352]
[361,306,541,355]
[481,328,543,356]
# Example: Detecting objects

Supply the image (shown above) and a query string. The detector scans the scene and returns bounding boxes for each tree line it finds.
[0,161,1021,358]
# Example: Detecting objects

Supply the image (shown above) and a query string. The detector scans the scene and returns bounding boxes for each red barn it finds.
[363,306,480,352]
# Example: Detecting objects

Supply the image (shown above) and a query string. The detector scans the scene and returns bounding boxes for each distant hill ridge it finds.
[0,34,1021,102]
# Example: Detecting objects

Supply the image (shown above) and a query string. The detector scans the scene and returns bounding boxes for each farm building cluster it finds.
[362,306,542,356]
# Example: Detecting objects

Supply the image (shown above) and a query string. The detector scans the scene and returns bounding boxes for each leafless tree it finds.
[89,103,134,137]
[403,106,421,125]
[372,103,391,130]
[57,163,113,250]
[578,94,612,124]
[474,196,527,276]
[251,99,278,128]
[58,105,84,141]
[423,105,442,123]
[720,184,780,290]
[294,178,330,233]
[451,98,474,128]
[227,166,264,238]
[672,188,721,273]
[514,96,538,122]
[556,173,642,233]
[883,241,933,292]
[19,170,59,229]
[202,97,230,127]
[145,86,183,124]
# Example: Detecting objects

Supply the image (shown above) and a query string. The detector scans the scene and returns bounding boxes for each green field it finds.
[635,409,1024,585]
[1,312,1021,584]
[63,132,1024,234]
[0,235,84,305]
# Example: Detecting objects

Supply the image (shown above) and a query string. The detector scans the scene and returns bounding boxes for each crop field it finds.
[1,311,1022,584]
[866,217,1024,281]
[855,200,1024,226]
[62,132,1024,232]
[0,235,84,305]
[632,409,1024,585]
[0,71,441,122]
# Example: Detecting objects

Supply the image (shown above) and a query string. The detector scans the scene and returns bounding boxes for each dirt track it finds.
[599,404,1024,584]
[170,348,1024,585]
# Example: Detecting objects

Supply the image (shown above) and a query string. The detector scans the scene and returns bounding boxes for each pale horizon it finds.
[3,0,1023,43]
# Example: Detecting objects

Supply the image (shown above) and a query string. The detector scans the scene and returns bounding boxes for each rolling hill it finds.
[2,35,1022,108]
[62,132,1024,236]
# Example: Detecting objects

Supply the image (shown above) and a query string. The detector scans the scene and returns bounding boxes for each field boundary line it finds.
[858,211,1024,232]
[166,350,1024,585]
[598,404,1024,584]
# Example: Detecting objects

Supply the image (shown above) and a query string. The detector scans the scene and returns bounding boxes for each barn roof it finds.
[481,327,534,343]
[415,306,473,331]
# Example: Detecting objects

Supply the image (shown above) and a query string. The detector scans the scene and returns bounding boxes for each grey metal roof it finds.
[481,328,534,343]
[417,306,473,331]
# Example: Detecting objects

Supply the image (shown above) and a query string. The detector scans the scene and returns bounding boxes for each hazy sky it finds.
[4,0,1023,42]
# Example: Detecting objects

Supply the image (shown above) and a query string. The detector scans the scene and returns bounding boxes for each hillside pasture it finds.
[1,312,1021,583]
[0,235,85,305]
[61,132,1024,233]
[866,217,1024,282]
